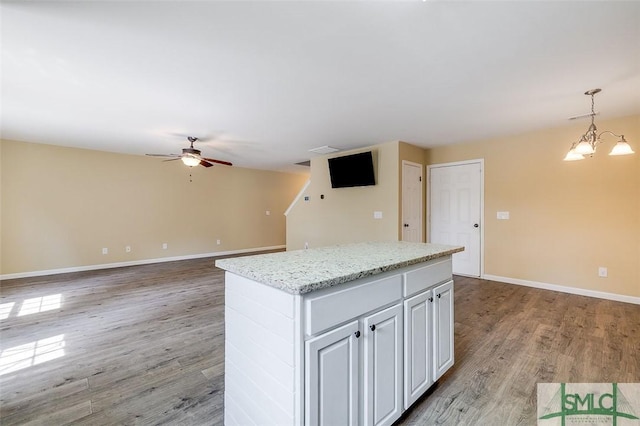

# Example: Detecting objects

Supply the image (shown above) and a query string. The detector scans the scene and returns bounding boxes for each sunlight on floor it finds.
[17,294,62,317]
[0,334,65,376]
[0,302,16,320]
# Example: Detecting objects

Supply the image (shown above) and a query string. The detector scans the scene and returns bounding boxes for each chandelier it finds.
[563,88,634,161]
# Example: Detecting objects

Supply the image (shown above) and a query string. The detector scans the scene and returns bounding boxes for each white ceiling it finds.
[2,1,639,172]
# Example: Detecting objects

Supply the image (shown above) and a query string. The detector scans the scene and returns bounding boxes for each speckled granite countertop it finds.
[215,242,464,295]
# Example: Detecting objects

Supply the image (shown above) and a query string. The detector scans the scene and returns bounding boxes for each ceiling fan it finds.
[146,136,233,168]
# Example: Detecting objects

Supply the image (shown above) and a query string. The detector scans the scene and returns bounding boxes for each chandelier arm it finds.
[597,130,624,140]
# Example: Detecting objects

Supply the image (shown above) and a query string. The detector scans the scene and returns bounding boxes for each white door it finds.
[428,161,482,276]
[402,161,423,242]
[305,321,360,426]
[433,280,454,380]
[403,290,433,409]
[363,304,403,426]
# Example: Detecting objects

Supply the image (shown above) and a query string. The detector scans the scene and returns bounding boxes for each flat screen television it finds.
[328,151,376,188]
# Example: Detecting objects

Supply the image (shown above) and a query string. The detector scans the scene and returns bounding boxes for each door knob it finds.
[404,224,409,227]
[370,324,376,331]
[354,331,361,338]
[473,223,479,228]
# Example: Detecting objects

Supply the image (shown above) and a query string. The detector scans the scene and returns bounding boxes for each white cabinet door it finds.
[363,304,403,426]
[305,320,360,426]
[433,280,454,380]
[403,290,433,409]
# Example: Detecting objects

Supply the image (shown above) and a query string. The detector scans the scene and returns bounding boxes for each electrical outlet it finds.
[162,243,168,250]
[125,246,131,253]
[265,210,271,216]
[102,247,108,255]
[304,242,309,249]
[217,239,221,245]
[598,267,608,278]
[373,211,383,219]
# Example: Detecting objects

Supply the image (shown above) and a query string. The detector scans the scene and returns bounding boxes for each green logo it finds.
[538,383,640,425]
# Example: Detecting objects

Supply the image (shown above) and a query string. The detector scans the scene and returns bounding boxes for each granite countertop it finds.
[215,241,464,295]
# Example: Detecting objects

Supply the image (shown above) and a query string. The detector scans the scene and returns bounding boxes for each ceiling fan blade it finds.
[202,157,233,166]
[199,160,214,168]
[146,153,181,158]
[163,157,183,162]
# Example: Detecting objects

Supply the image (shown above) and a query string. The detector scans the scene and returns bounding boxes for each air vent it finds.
[309,145,339,154]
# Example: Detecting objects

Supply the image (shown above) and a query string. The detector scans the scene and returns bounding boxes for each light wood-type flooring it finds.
[1,257,638,425]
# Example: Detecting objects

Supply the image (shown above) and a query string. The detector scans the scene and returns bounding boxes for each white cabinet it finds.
[223,256,455,426]
[305,320,360,426]
[403,272,455,408]
[433,280,454,380]
[304,272,403,426]
[363,304,403,426]
[403,289,433,409]
[306,303,403,426]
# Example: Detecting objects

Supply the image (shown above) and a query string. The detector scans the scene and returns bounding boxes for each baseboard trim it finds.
[482,274,640,305]
[0,245,286,281]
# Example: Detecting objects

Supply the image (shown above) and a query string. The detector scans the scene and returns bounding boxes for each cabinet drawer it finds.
[305,274,402,336]
[403,259,452,297]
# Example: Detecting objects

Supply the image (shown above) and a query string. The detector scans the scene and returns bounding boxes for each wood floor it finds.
[1,258,638,425]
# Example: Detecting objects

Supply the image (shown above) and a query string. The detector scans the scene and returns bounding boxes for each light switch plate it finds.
[373,211,383,219]
[497,211,510,220]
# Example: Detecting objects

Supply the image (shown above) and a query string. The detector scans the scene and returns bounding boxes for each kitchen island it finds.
[215,242,464,426]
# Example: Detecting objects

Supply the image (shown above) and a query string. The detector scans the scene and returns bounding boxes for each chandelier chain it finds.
[590,93,596,127]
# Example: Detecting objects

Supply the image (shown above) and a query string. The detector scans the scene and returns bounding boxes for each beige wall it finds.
[1,139,308,275]
[425,114,640,298]
[286,141,400,250]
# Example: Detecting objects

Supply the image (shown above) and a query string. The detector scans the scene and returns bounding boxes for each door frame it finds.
[401,160,424,242]
[426,159,484,278]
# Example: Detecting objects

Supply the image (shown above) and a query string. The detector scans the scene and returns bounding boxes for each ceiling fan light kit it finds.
[563,88,635,161]
[181,155,201,167]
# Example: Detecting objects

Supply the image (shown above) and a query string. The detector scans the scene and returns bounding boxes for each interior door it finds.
[402,161,423,242]
[428,161,482,276]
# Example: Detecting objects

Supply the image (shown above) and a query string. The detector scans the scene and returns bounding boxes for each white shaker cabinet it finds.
[305,321,360,426]
[433,280,454,380]
[363,304,403,426]
[306,301,404,426]
[403,289,433,409]
[304,273,403,426]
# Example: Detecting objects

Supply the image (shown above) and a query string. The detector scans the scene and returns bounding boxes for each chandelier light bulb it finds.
[563,149,585,161]
[609,140,635,156]
[574,140,595,155]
